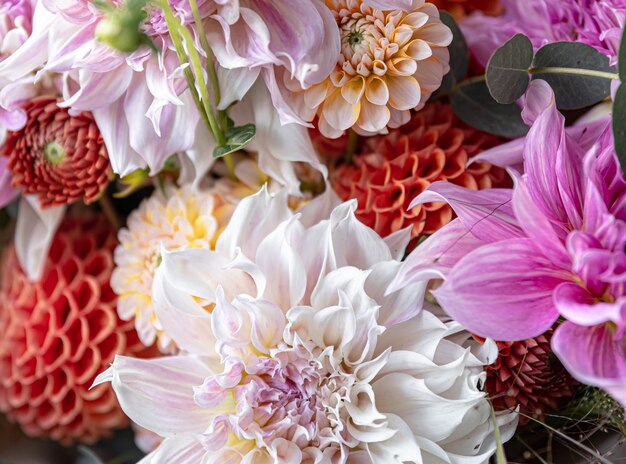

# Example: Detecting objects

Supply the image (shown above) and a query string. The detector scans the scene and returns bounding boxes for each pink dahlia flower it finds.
[95,187,517,463]
[0,0,340,182]
[462,0,626,67]
[391,80,626,407]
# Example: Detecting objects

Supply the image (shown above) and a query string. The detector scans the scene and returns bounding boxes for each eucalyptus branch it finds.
[529,67,620,81]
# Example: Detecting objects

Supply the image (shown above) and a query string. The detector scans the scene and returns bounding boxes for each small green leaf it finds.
[450,80,529,138]
[213,123,256,158]
[617,23,626,82]
[531,42,615,110]
[613,83,626,173]
[438,12,468,92]
[486,33,534,104]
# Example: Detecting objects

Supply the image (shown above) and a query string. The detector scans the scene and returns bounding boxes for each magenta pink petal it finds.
[410,182,522,243]
[433,237,566,341]
[552,322,626,408]
[554,282,625,326]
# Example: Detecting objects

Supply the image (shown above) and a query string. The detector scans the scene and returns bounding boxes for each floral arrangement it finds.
[0,0,624,463]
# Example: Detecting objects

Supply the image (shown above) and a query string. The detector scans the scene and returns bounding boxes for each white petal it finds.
[93,355,212,437]
[15,196,65,281]
[138,436,208,464]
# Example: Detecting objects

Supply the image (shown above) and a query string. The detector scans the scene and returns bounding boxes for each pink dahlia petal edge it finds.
[552,322,626,408]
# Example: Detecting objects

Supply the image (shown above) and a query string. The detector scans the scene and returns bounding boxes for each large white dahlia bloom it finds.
[95,187,516,463]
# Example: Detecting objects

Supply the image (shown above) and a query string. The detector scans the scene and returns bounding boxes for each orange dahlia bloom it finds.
[430,0,503,19]
[331,102,510,248]
[2,96,111,208]
[0,213,148,444]
[294,0,452,138]
[482,332,577,424]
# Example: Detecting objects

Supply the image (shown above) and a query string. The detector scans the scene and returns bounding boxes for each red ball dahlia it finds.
[431,0,503,19]
[330,102,511,249]
[0,213,147,444]
[481,332,578,424]
[2,96,111,208]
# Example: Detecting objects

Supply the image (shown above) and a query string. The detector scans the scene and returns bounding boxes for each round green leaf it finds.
[486,34,534,104]
[612,83,626,173]
[450,80,529,138]
[531,42,615,110]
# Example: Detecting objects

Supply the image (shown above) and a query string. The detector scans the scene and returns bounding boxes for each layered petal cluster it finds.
[462,0,626,66]
[2,96,111,207]
[0,0,339,187]
[0,213,147,444]
[0,0,205,175]
[480,332,577,423]
[0,0,39,143]
[96,187,516,464]
[111,183,243,353]
[331,102,510,248]
[391,81,626,407]
[290,0,452,138]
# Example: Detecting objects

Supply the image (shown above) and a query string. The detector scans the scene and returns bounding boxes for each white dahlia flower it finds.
[96,187,517,463]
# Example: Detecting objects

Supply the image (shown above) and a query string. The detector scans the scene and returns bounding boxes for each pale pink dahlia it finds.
[290,0,452,138]
[95,187,517,463]
[111,183,241,353]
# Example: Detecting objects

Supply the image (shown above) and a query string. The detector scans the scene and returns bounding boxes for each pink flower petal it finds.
[410,182,522,243]
[92,355,213,437]
[433,238,566,341]
[552,322,626,408]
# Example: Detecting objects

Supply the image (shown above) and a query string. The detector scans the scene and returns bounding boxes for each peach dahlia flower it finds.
[292,0,452,138]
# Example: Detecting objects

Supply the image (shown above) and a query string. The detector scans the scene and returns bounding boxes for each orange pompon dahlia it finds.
[2,96,111,208]
[331,102,510,248]
[430,0,503,19]
[293,0,452,138]
[0,213,148,444]
[481,332,578,424]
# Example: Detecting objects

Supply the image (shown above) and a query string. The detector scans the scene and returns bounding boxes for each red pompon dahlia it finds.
[330,102,511,249]
[430,0,503,19]
[0,213,148,444]
[2,96,111,208]
[481,333,578,424]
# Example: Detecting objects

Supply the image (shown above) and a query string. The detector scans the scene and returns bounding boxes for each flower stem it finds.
[159,0,226,146]
[346,129,359,164]
[99,194,122,231]
[529,67,620,80]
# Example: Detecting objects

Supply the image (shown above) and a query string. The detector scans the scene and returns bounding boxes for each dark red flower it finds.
[481,332,578,424]
[2,96,111,208]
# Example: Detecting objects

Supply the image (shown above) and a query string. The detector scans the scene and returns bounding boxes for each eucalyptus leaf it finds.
[450,80,529,138]
[486,34,533,104]
[438,11,468,91]
[613,83,626,173]
[617,23,626,82]
[531,42,615,110]
[213,123,256,158]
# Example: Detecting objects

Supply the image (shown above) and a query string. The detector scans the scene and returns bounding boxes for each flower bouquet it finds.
[0,0,624,463]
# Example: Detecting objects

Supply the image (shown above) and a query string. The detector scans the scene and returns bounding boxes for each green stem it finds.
[186,0,221,109]
[159,0,225,145]
[345,129,358,164]
[158,0,212,134]
[529,66,620,80]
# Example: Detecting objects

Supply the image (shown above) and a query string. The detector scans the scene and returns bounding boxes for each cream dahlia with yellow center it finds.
[294,0,452,138]
[111,184,238,353]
